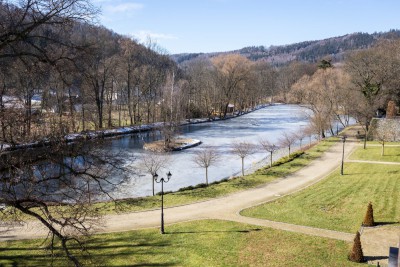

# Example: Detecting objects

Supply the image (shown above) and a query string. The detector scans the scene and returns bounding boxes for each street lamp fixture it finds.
[154,171,172,234]
[340,136,347,175]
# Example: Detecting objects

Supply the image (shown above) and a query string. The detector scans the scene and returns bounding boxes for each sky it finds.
[93,0,400,54]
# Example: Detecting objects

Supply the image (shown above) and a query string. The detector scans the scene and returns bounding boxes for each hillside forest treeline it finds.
[1,1,400,265]
[1,0,400,147]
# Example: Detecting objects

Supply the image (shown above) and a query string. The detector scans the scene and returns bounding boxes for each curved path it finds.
[0,139,358,242]
[347,159,400,165]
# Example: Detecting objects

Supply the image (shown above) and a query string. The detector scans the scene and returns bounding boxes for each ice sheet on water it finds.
[111,105,311,198]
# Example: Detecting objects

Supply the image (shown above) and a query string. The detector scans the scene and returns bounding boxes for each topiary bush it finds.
[348,231,364,263]
[362,202,375,227]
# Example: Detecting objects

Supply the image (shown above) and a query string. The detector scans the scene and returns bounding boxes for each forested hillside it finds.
[172,30,400,65]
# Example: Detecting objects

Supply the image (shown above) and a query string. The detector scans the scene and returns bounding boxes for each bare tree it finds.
[212,54,252,118]
[345,41,400,148]
[290,68,352,138]
[302,124,316,148]
[278,132,297,157]
[232,141,255,177]
[295,129,308,150]
[192,147,219,185]
[140,152,170,195]
[0,0,98,61]
[258,138,279,168]
[374,119,398,156]
[0,138,127,266]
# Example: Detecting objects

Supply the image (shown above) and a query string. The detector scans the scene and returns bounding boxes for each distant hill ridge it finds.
[171,30,400,65]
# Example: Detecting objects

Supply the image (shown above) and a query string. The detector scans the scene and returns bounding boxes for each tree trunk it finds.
[241,157,244,177]
[81,103,86,131]
[270,151,273,168]
[363,129,367,149]
[152,176,155,196]
[68,88,76,131]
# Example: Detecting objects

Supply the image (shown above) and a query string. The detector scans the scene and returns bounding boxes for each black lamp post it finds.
[154,171,172,234]
[340,136,347,175]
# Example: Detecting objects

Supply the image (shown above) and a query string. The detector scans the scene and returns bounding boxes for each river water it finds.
[108,104,312,198]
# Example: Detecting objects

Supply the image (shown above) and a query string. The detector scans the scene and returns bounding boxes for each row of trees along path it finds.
[2,138,357,241]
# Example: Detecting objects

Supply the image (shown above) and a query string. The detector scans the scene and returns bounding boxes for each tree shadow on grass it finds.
[364,255,388,262]
[166,228,262,235]
[119,264,176,267]
[0,237,176,267]
[374,221,399,226]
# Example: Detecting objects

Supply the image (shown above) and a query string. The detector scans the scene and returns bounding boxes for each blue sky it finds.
[94,0,400,54]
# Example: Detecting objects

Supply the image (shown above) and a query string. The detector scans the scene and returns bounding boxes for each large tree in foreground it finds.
[0,0,97,61]
[0,138,127,266]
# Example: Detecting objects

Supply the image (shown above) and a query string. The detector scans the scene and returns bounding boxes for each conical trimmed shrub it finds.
[363,202,375,227]
[349,231,364,263]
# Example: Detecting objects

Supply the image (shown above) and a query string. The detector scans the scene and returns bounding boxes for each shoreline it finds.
[0,103,273,153]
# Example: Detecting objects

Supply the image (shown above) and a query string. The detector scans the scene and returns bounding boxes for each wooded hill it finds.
[172,30,400,65]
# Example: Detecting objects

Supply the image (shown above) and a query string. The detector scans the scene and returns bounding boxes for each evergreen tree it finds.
[363,202,375,227]
[349,231,364,263]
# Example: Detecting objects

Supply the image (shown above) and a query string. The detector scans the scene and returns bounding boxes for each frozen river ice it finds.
[109,104,311,198]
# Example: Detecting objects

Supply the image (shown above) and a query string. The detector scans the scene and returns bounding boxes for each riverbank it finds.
[0,103,272,152]
[0,135,350,241]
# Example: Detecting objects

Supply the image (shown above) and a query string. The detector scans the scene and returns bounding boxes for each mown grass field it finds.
[98,139,339,213]
[0,220,365,267]
[1,138,339,224]
[242,144,400,233]
[349,145,400,162]
[0,137,375,266]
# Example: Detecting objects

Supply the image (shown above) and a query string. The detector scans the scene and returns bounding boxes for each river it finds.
[108,104,312,198]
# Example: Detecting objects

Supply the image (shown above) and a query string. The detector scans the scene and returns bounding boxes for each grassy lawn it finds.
[0,220,365,267]
[241,162,400,233]
[349,145,400,162]
[98,139,339,213]
[0,138,339,223]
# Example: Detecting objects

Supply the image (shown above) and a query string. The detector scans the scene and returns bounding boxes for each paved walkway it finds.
[347,159,400,165]
[1,138,395,265]
[1,139,358,241]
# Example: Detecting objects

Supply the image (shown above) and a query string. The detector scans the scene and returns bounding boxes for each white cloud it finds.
[133,30,178,43]
[105,3,143,13]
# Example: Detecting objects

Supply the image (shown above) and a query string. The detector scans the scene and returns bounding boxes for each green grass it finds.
[349,145,400,162]
[0,220,365,267]
[364,141,400,146]
[241,162,400,233]
[98,139,339,213]
[0,138,339,222]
